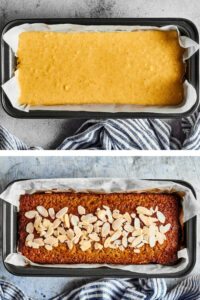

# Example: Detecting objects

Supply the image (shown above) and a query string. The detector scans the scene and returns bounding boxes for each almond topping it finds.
[34,238,44,246]
[101,222,110,237]
[157,211,166,223]
[96,210,107,222]
[80,240,91,251]
[26,233,34,242]
[45,245,52,251]
[53,219,61,229]
[78,205,86,215]
[56,207,68,219]
[134,218,140,229]
[89,232,100,242]
[134,249,140,253]
[139,214,158,226]
[122,236,128,248]
[119,245,125,251]
[26,222,34,234]
[149,235,156,247]
[104,237,111,248]
[124,223,134,232]
[123,212,132,223]
[37,206,48,217]
[48,208,55,219]
[110,230,121,242]
[66,240,73,250]
[132,235,143,247]
[94,242,103,250]
[25,210,38,219]
[43,219,51,228]
[70,215,79,226]
[160,223,171,233]
[112,218,124,231]
[113,211,123,219]
[44,236,58,246]
[64,214,70,228]
[66,229,74,240]
[58,235,67,243]
[136,206,152,216]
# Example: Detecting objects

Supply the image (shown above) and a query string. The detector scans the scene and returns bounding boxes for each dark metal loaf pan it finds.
[1,18,199,119]
[0,178,197,277]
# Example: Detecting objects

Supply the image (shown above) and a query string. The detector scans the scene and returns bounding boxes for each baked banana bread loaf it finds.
[18,192,182,265]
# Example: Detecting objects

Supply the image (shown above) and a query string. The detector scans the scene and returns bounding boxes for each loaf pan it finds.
[1,18,199,119]
[0,179,197,277]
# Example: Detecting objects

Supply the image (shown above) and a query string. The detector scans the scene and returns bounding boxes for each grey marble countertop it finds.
[0,156,199,299]
[1,0,199,148]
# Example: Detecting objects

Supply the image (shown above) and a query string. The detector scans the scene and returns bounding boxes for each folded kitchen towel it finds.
[1,276,200,300]
[0,109,200,150]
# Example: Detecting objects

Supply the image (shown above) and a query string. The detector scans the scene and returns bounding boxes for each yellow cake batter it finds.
[16,30,185,106]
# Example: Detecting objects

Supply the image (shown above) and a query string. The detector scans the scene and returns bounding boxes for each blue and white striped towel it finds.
[0,109,200,150]
[1,276,200,300]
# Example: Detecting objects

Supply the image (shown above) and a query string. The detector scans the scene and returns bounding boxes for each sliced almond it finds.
[57,227,66,235]
[37,206,48,217]
[123,212,132,223]
[132,229,143,237]
[48,208,55,219]
[78,205,86,215]
[134,218,140,229]
[136,242,144,248]
[44,236,58,246]
[131,213,136,219]
[81,214,97,224]
[89,232,100,242]
[124,223,134,233]
[132,235,143,248]
[96,210,107,222]
[157,211,165,224]
[45,245,52,251]
[103,205,113,223]
[119,245,125,251]
[160,223,171,233]
[73,237,80,244]
[70,215,79,226]
[139,214,158,226]
[110,230,121,242]
[26,222,34,234]
[56,207,68,219]
[34,238,44,246]
[114,239,121,246]
[26,233,34,242]
[84,223,93,234]
[134,249,140,253]
[34,216,42,230]
[64,214,70,228]
[53,218,61,229]
[66,229,74,240]
[80,240,91,251]
[58,235,67,243]
[113,211,123,219]
[94,242,103,250]
[149,235,156,247]
[122,236,128,248]
[156,231,166,245]
[25,210,38,219]
[66,240,73,250]
[43,218,51,228]
[112,218,124,231]
[136,206,152,216]
[101,222,110,237]
[31,242,40,249]
[104,237,111,248]
[128,236,135,243]
[74,226,82,238]
[45,226,54,237]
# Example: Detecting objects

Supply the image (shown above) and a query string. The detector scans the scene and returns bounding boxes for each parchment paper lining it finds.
[2,24,199,114]
[0,178,199,274]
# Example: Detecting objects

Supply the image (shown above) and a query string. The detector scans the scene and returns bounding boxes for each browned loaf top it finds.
[18,192,181,265]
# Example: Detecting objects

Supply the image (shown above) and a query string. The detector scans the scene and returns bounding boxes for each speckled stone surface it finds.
[0,156,199,299]
[1,0,200,149]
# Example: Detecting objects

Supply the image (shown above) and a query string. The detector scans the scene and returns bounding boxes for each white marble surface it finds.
[0,156,199,299]
[1,0,200,148]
